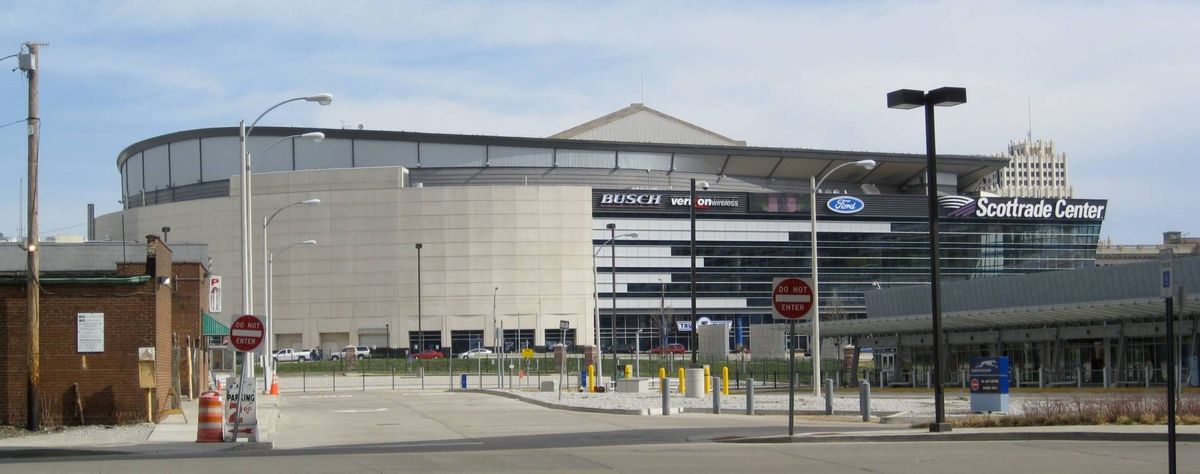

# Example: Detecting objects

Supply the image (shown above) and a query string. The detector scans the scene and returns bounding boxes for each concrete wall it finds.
[97,166,596,352]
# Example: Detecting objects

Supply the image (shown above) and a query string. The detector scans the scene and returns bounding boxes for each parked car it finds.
[330,345,371,360]
[272,348,312,362]
[414,348,445,359]
[649,343,687,354]
[604,343,637,354]
[458,348,493,359]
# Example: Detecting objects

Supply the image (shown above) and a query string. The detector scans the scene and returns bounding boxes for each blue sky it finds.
[1,1,1196,244]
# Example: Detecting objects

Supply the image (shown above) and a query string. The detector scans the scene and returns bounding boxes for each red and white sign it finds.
[970,378,982,392]
[229,314,265,352]
[772,277,815,321]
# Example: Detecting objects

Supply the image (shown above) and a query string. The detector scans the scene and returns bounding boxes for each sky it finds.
[0,1,1196,244]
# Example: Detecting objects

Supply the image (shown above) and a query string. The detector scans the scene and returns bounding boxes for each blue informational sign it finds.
[969,356,1010,412]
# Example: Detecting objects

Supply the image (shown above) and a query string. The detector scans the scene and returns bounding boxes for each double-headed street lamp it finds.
[238,93,331,384]
[262,197,321,392]
[594,226,637,390]
[887,86,967,433]
[809,159,876,396]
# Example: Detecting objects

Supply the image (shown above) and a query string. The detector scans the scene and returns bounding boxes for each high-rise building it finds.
[978,138,1072,198]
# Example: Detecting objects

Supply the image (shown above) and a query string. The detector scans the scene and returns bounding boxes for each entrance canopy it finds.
[806,256,1199,338]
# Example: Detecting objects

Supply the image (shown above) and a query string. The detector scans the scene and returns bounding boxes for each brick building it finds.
[0,237,210,426]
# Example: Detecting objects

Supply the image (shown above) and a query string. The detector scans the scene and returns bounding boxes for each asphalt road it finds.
[1,390,1196,473]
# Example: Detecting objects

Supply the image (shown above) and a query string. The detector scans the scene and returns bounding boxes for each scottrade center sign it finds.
[940,196,1107,221]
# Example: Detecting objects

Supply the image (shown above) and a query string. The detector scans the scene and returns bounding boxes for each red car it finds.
[650,343,687,354]
[413,349,445,359]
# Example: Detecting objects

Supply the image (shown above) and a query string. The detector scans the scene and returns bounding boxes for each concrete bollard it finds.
[712,377,722,414]
[1038,367,1044,388]
[662,382,671,416]
[1076,367,1082,388]
[1103,367,1110,388]
[685,368,705,398]
[824,379,834,415]
[859,380,871,422]
[926,369,931,389]
[1145,366,1151,388]
[746,378,755,415]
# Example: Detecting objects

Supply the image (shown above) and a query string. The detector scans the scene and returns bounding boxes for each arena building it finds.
[96,105,1110,359]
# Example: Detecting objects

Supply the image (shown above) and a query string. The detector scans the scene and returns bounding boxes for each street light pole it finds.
[608,223,618,379]
[593,228,637,390]
[268,240,316,376]
[888,86,967,433]
[262,197,320,393]
[238,93,331,387]
[689,179,708,366]
[808,160,876,397]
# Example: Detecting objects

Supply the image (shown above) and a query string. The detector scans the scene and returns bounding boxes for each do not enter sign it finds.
[229,314,265,352]
[772,277,815,321]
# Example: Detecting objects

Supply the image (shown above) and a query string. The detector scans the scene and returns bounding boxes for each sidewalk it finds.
[147,393,280,446]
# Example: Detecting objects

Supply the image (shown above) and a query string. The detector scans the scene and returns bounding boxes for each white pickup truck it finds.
[273,348,313,362]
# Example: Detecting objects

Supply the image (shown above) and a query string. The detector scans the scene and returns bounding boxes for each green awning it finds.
[202,312,229,336]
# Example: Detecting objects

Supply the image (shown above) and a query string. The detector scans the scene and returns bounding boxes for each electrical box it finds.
[138,360,156,389]
[18,53,36,72]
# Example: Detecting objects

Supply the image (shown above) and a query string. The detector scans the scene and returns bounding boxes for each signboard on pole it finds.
[209,275,222,313]
[229,315,265,352]
[772,277,815,321]
[1161,248,1174,298]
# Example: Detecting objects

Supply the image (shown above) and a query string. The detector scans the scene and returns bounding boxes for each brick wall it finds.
[0,237,191,426]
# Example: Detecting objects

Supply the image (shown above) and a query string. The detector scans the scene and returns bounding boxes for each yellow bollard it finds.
[722,366,730,395]
[704,366,711,394]
[624,364,632,379]
[678,367,686,394]
[659,367,667,392]
[588,364,596,392]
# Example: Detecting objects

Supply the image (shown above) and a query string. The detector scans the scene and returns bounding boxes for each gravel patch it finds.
[0,424,154,448]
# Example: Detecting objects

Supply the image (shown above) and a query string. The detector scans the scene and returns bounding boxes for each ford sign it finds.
[827,196,865,214]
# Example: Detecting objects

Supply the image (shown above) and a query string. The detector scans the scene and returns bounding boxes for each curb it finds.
[723,431,1200,444]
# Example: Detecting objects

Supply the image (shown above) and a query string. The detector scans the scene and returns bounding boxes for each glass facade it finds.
[593,190,1105,349]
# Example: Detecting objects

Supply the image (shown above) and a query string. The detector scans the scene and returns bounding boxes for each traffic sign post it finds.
[227,315,263,441]
[772,277,815,321]
[1160,248,1176,474]
[230,314,265,352]
[771,277,816,436]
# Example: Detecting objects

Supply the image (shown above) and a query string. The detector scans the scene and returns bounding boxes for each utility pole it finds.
[22,42,42,432]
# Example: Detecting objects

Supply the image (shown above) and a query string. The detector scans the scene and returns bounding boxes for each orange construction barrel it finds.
[196,390,223,442]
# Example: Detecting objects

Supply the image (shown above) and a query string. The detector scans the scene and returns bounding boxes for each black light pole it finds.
[416,243,423,353]
[689,178,701,366]
[887,86,966,433]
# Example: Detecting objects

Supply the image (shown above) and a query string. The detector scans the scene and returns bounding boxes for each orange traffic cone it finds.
[269,374,279,395]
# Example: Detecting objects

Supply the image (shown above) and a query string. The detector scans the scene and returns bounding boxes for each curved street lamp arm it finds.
[247,97,307,138]
[264,199,320,228]
[814,160,877,191]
